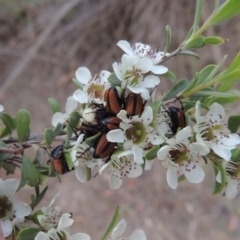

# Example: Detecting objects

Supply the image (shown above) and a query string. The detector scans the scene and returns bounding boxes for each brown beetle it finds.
[163,99,186,135]
[124,92,143,117]
[104,87,122,115]
[49,145,73,175]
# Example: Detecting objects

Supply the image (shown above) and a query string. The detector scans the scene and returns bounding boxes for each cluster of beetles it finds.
[49,86,186,176]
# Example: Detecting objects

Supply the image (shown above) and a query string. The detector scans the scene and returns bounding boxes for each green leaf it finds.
[208,0,240,27]
[204,36,227,45]
[31,186,48,210]
[108,73,121,86]
[161,71,177,84]
[31,209,43,225]
[228,115,240,133]
[65,154,74,171]
[0,113,16,135]
[17,176,27,191]
[1,162,16,174]
[86,167,91,181]
[213,159,226,195]
[192,0,204,33]
[182,35,205,49]
[44,128,55,146]
[196,89,240,98]
[198,65,216,84]
[66,112,81,143]
[164,25,172,55]
[181,74,199,94]
[231,148,240,162]
[101,207,120,240]
[48,98,60,114]
[178,175,186,183]
[17,227,40,240]
[0,140,11,162]
[72,78,83,89]
[151,100,162,114]
[162,79,189,100]
[53,122,63,138]
[145,145,160,160]
[22,156,40,187]
[177,50,200,59]
[16,109,30,142]
[85,132,101,145]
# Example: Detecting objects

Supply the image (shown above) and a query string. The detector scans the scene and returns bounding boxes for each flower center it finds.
[169,144,189,164]
[0,195,12,219]
[125,122,146,144]
[87,84,104,99]
[124,68,141,86]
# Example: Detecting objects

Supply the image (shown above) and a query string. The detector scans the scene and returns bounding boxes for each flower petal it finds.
[182,162,205,183]
[1,219,12,237]
[0,104,4,112]
[35,232,49,240]
[129,229,147,240]
[73,89,88,104]
[117,40,133,55]
[107,130,125,143]
[176,126,191,142]
[3,179,19,196]
[132,145,144,164]
[211,144,231,161]
[14,202,31,217]
[127,163,143,178]
[109,174,122,190]
[75,165,86,183]
[75,67,91,85]
[157,145,170,161]
[225,180,239,199]
[65,96,77,113]
[71,233,91,240]
[151,65,168,74]
[58,213,74,229]
[167,167,178,189]
[112,219,127,239]
[141,75,160,88]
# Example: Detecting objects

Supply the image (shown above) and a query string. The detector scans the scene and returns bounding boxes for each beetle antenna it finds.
[66,120,79,139]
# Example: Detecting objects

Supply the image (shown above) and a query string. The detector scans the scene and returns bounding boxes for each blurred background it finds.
[1,0,240,239]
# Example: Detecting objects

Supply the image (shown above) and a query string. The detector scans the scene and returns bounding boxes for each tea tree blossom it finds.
[0,178,31,238]
[51,96,78,127]
[216,161,240,199]
[99,150,143,190]
[73,67,110,105]
[117,40,168,65]
[35,213,91,240]
[106,106,154,164]
[113,54,167,100]
[109,219,146,240]
[157,126,207,189]
[194,101,240,161]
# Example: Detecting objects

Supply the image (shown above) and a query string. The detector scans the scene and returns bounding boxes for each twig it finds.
[0,0,83,100]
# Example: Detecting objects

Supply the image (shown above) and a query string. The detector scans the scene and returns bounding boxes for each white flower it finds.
[0,104,4,112]
[113,54,167,100]
[216,161,240,199]
[73,67,110,104]
[71,134,103,183]
[109,219,146,240]
[0,179,31,238]
[117,40,168,64]
[51,96,77,127]
[107,106,154,164]
[194,101,240,161]
[35,213,91,240]
[157,126,207,189]
[99,150,143,190]
[38,192,62,231]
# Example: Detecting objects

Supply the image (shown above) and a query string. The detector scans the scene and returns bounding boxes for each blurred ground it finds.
[1,0,240,239]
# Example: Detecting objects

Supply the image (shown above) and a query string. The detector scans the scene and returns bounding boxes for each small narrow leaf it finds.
[53,123,63,138]
[164,25,172,55]
[48,98,60,114]
[17,227,40,240]
[86,167,91,181]
[182,35,205,49]
[0,140,11,162]
[108,73,121,86]
[44,128,55,146]
[31,186,48,210]
[65,154,74,171]
[151,100,162,115]
[228,115,240,133]
[16,109,30,142]
[0,113,16,134]
[213,159,226,195]
[161,71,177,84]
[162,79,189,100]
[22,156,40,187]
[204,36,227,45]
[145,145,160,160]
[101,207,120,240]
[177,50,200,59]
[85,132,101,145]
[192,0,204,33]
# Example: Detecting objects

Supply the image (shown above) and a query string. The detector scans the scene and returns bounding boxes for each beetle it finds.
[49,145,73,175]
[104,86,122,115]
[124,92,143,117]
[163,99,186,135]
